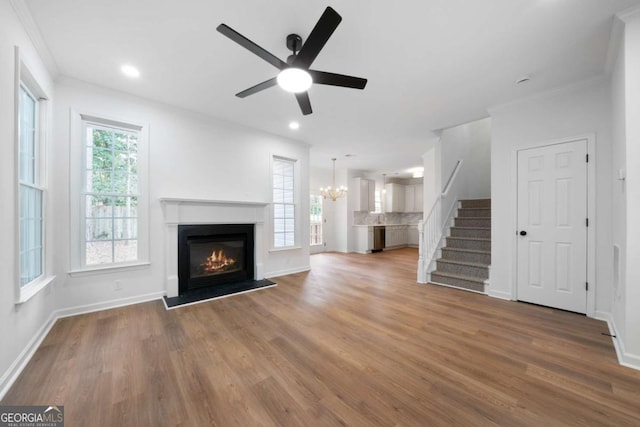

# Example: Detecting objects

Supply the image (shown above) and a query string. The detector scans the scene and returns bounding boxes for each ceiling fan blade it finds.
[309,70,367,89]
[295,92,313,115]
[235,77,278,98]
[293,7,342,69]
[217,24,287,70]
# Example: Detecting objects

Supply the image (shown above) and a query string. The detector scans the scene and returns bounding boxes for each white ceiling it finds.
[24,0,639,174]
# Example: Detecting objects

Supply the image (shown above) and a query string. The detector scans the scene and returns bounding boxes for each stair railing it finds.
[417,159,463,284]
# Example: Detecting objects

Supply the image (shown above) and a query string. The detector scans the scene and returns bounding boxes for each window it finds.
[81,121,141,266]
[373,190,382,214]
[272,157,296,248]
[18,84,44,286]
[70,113,148,272]
[310,194,323,246]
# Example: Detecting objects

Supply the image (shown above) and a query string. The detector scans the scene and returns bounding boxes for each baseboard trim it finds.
[428,281,487,295]
[55,291,166,319]
[594,311,640,371]
[0,291,166,401]
[264,265,311,279]
[487,288,513,301]
[0,312,57,401]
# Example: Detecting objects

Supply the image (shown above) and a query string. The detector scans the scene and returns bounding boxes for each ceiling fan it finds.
[216,6,367,115]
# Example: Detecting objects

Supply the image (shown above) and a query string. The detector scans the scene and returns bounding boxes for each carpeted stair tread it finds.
[436,258,490,268]
[429,198,492,294]
[446,236,491,242]
[452,226,491,230]
[454,216,491,220]
[442,247,491,254]
[430,271,486,283]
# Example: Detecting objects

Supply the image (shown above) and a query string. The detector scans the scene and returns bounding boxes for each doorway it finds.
[310,194,325,254]
[516,139,588,313]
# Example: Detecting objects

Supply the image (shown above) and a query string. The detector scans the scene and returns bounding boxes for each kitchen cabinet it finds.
[354,177,376,212]
[354,226,374,254]
[407,225,420,246]
[384,225,408,248]
[384,183,405,212]
[404,184,424,212]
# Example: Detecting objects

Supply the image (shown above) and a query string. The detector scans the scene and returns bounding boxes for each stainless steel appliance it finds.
[373,226,385,252]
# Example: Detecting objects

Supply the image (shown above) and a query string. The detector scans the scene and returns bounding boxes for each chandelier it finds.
[320,158,347,201]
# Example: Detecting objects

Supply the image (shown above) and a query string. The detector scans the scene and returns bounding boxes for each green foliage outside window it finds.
[87,128,138,207]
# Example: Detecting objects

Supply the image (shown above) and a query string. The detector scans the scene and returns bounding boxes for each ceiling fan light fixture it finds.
[277,68,312,93]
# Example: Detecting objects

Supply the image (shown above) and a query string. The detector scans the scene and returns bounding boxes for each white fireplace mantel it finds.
[160,198,269,297]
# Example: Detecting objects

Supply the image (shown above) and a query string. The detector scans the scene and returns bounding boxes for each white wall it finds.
[0,1,57,396]
[610,23,627,350]
[489,78,613,315]
[440,117,492,200]
[52,78,310,311]
[614,9,640,366]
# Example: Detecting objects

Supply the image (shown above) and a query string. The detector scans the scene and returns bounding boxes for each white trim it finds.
[16,275,55,304]
[264,265,311,279]
[509,134,596,316]
[0,291,165,400]
[69,109,150,271]
[605,17,625,75]
[162,284,277,311]
[9,0,60,77]
[15,47,52,304]
[429,281,487,295]
[268,246,302,253]
[487,288,513,301]
[616,4,640,21]
[68,262,151,277]
[55,291,165,319]
[594,311,640,371]
[159,198,268,297]
[488,75,608,115]
[0,312,56,401]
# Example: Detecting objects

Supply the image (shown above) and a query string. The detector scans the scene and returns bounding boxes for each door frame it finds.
[509,134,596,317]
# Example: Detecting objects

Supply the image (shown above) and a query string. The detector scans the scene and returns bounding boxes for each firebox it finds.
[178,224,254,295]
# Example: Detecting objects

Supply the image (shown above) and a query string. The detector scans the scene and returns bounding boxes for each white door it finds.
[516,140,588,313]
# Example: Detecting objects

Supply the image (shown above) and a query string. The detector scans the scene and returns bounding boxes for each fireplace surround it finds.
[160,198,267,298]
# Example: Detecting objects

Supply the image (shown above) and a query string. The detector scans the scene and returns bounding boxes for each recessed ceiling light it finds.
[289,121,300,130]
[345,153,356,157]
[121,64,140,78]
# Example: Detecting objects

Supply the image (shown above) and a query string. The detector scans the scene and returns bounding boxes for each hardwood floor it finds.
[3,248,640,426]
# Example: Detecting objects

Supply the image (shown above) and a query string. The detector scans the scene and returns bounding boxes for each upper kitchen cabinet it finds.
[385,183,405,212]
[404,184,424,212]
[353,177,376,212]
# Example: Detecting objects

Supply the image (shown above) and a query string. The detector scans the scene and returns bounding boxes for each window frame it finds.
[271,155,298,251]
[309,194,323,246]
[69,111,150,274]
[14,47,55,303]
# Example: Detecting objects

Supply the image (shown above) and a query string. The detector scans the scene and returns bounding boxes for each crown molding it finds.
[604,17,625,75]
[616,4,640,22]
[9,0,60,78]
[487,74,608,115]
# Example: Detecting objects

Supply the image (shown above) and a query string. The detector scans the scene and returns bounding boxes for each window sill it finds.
[17,275,56,304]
[68,261,151,278]
[269,246,302,253]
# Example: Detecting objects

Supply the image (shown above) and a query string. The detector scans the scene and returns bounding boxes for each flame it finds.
[201,249,236,273]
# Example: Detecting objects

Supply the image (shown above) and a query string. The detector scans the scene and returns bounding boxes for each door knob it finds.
[520,230,527,236]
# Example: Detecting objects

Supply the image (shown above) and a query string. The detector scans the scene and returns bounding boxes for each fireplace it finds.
[178,224,254,295]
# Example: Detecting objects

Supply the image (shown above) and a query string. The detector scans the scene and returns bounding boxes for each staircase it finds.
[430,199,491,293]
